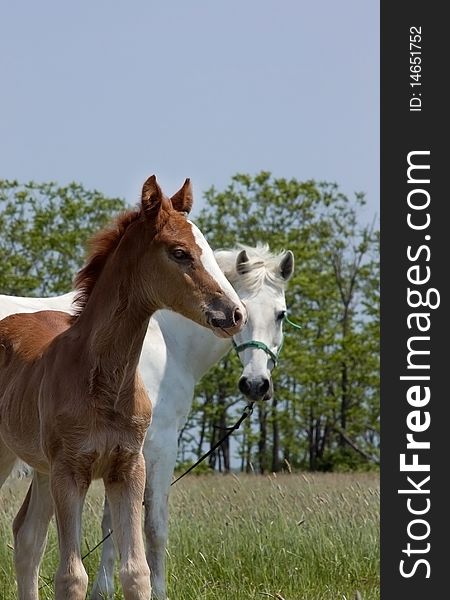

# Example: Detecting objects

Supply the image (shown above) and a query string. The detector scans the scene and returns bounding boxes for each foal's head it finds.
[215,245,294,401]
[75,176,246,338]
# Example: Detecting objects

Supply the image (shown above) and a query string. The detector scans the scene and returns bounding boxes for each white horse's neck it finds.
[153,310,232,381]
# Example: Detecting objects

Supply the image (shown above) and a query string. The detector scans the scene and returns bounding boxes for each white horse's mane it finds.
[214,244,287,295]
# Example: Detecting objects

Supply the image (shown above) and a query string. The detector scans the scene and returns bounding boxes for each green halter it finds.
[232,314,302,367]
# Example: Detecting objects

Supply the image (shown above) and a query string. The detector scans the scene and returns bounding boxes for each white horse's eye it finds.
[276,310,287,322]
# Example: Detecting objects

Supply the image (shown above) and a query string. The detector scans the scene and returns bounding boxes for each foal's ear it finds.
[279,251,294,281]
[236,249,251,274]
[141,175,167,227]
[170,178,193,214]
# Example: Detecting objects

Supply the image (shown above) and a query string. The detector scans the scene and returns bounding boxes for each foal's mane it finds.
[214,244,287,295]
[73,208,141,315]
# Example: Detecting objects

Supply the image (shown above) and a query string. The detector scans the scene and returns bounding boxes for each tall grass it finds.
[0,472,379,599]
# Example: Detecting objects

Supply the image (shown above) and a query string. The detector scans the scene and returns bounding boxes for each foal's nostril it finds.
[233,307,244,326]
[238,377,251,396]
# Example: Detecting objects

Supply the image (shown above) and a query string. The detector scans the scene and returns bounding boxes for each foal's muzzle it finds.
[206,301,246,338]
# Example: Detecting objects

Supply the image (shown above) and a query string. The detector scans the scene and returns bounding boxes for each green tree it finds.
[0,180,125,296]
[186,172,379,472]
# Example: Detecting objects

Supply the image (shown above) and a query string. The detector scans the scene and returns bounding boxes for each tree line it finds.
[0,174,379,472]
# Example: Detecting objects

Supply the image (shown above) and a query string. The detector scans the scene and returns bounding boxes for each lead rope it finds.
[170,401,255,486]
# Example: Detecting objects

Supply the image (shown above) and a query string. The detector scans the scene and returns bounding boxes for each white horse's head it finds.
[215,244,294,401]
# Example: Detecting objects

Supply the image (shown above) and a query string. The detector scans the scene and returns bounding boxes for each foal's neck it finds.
[72,223,157,396]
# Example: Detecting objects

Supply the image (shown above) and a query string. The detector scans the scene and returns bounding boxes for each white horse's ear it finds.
[236,250,250,274]
[279,251,294,280]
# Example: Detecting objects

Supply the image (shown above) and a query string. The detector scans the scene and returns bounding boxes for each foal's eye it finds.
[277,310,287,322]
[171,248,191,261]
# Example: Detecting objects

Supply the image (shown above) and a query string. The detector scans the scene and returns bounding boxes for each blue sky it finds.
[1,1,379,220]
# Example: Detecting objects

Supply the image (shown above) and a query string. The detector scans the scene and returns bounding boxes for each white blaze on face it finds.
[188,221,246,315]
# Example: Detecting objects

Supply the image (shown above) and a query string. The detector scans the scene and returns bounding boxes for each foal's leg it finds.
[90,497,116,599]
[13,472,54,600]
[51,464,90,600]
[143,427,178,600]
[104,452,151,600]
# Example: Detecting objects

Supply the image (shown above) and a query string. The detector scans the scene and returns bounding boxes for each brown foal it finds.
[0,175,245,600]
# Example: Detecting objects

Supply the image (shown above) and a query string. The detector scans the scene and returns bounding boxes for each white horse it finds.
[0,244,294,599]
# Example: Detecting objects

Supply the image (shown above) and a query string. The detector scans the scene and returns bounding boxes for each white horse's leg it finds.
[104,452,151,600]
[143,427,179,600]
[90,497,116,599]
[13,471,54,600]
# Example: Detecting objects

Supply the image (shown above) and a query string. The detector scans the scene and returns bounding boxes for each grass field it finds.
[0,472,379,599]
